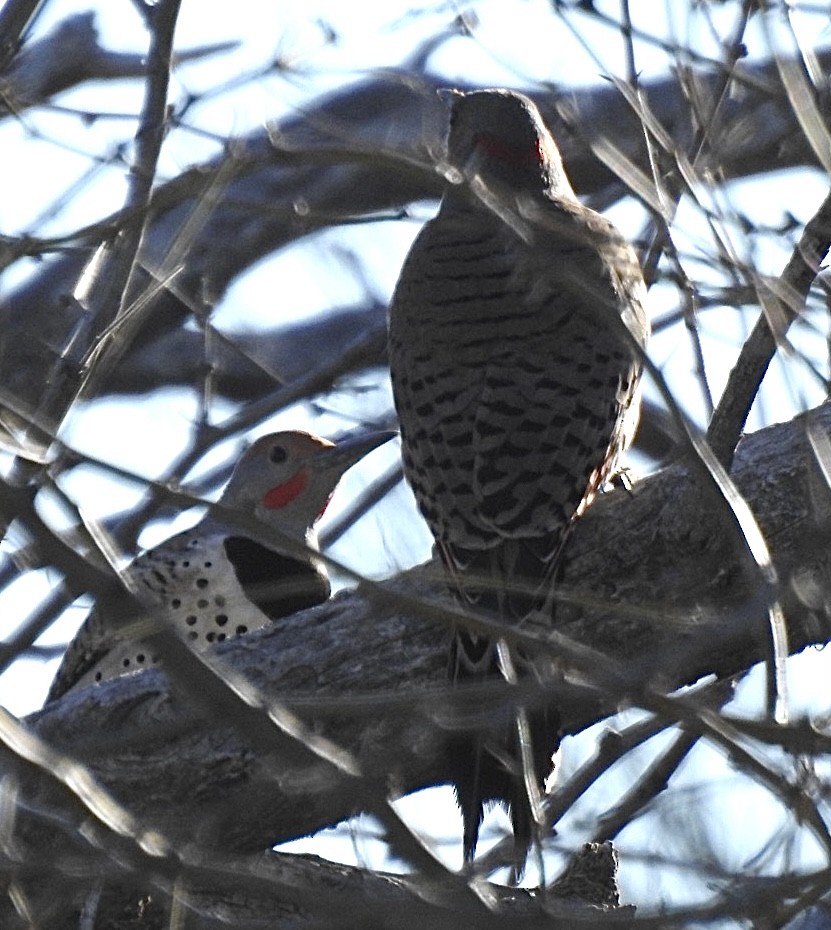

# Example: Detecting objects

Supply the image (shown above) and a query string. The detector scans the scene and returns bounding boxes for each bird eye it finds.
[269,444,287,464]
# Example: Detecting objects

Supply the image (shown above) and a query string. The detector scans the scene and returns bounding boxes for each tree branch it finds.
[8,399,829,915]
[0,11,233,115]
[2,48,830,441]
[707,186,831,466]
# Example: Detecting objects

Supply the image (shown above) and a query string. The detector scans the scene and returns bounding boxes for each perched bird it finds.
[46,429,395,703]
[388,88,649,867]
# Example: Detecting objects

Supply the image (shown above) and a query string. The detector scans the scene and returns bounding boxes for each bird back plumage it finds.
[388,88,649,869]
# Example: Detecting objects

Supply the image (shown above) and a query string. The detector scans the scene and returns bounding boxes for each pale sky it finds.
[2,0,831,898]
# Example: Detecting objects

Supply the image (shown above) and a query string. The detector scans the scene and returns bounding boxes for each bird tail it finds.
[444,541,564,875]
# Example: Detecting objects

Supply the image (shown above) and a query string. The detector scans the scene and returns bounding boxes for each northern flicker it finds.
[46,429,395,703]
[388,89,649,866]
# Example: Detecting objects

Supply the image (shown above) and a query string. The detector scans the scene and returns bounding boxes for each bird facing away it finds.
[46,429,395,703]
[388,88,649,868]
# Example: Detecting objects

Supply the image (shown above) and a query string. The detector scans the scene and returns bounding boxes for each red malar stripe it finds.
[263,470,309,509]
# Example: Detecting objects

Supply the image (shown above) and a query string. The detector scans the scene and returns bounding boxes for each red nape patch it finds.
[263,470,308,509]
[474,132,543,168]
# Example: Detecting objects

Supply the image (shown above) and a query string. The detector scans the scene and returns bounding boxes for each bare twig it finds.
[70,0,182,402]
[591,680,736,843]
[707,187,831,466]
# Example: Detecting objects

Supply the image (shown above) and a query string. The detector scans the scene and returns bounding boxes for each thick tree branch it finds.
[1,397,827,928]
[707,186,831,466]
[0,11,233,115]
[15,398,831,863]
[5,27,831,926]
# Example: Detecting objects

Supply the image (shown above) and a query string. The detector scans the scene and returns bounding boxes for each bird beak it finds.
[317,430,397,473]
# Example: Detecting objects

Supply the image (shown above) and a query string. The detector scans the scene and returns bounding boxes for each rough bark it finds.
[4,14,831,926]
[6,398,831,926]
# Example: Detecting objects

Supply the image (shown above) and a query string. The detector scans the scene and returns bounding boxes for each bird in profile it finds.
[46,429,395,703]
[388,88,649,869]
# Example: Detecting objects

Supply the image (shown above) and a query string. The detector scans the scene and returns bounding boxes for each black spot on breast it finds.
[223,537,331,620]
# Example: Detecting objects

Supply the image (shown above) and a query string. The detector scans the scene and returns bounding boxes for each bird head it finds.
[219,429,396,544]
[443,88,573,198]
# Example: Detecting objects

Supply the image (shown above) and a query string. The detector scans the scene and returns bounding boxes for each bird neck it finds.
[199,509,317,558]
[441,184,509,222]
